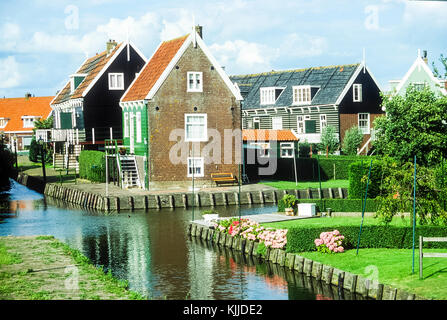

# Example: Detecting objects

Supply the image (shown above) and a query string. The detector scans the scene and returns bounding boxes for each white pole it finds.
[92,128,95,145]
[110,127,113,140]
[106,146,109,197]
[76,129,79,145]
[293,142,298,187]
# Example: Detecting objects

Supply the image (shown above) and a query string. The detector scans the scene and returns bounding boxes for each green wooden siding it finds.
[122,104,148,156]
[60,112,72,129]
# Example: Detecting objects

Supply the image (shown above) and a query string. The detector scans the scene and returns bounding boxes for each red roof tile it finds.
[122,34,189,102]
[0,96,54,133]
[242,129,299,141]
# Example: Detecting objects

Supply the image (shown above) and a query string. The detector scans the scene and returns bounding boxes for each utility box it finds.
[298,203,316,217]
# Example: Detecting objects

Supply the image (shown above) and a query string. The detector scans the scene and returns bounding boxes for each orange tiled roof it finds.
[52,43,123,105]
[0,96,54,132]
[122,34,189,102]
[243,129,299,141]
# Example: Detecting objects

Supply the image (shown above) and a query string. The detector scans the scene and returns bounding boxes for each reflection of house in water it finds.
[9,200,36,213]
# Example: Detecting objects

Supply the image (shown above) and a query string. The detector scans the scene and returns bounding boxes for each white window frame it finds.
[358,113,370,134]
[260,87,276,105]
[253,117,260,129]
[187,157,204,177]
[22,116,39,128]
[187,72,203,92]
[297,116,305,134]
[123,112,129,138]
[108,73,124,90]
[272,116,283,130]
[280,142,294,158]
[136,111,142,143]
[292,86,312,105]
[250,142,270,158]
[353,84,363,102]
[319,114,327,132]
[185,113,207,142]
[0,118,9,129]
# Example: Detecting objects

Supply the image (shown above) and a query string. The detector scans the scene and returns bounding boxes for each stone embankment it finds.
[16,172,348,213]
[188,222,426,301]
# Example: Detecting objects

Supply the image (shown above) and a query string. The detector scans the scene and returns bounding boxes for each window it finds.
[136,112,142,143]
[187,157,204,177]
[250,142,270,157]
[185,114,207,142]
[260,87,284,105]
[124,113,129,138]
[280,142,294,158]
[293,86,312,105]
[358,113,370,134]
[0,118,9,128]
[320,114,327,132]
[412,82,425,91]
[108,73,124,90]
[253,117,260,129]
[297,116,305,134]
[353,84,363,102]
[187,72,203,92]
[272,117,283,130]
[22,116,39,128]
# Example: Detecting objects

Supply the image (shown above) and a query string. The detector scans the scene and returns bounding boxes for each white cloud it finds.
[160,9,194,41]
[0,56,21,89]
[210,40,279,74]
[279,33,328,58]
[402,1,447,28]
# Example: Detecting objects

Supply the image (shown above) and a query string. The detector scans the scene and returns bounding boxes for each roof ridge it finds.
[231,63,361,78]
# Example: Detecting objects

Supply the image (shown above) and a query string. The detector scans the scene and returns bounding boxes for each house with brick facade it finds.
[44,40,147,171]
[389,49,447,97]
[231,62,384,156]
[0,95,53,151]
[120,27,243,190]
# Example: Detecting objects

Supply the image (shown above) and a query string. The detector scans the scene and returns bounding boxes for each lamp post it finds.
[38,138,46,183]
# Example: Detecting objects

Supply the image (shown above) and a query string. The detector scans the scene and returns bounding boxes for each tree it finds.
[318,125,339,154]
[432,53,447,79]
[373,86,447,167]
[342,126,364,155]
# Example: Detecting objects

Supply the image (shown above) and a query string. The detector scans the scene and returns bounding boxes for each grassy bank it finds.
[260,179,349,190]
[0,235,146,300]
[298,248,447,300]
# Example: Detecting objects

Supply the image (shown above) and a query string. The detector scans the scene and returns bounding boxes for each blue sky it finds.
[0,0,446,98]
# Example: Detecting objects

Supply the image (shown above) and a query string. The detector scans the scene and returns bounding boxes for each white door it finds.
[129,113,135,154]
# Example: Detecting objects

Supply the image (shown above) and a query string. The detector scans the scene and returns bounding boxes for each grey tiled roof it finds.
[230,64,360,110]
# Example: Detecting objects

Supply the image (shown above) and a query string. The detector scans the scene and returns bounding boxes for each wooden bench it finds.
[211,173,238,186]
[419,236,447,279]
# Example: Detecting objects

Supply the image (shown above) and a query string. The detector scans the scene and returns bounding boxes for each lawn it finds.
[260,179,349,190]
[298,248,447,300]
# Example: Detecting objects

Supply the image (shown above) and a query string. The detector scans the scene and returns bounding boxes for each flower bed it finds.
[213,218,288,249]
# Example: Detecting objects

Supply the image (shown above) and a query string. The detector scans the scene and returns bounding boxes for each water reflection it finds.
[0,179,366,300]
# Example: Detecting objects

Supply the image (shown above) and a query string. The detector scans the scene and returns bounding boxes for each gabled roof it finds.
[121,35,189,102]
[393,53,447,96]
[121,31,243,103]
[231,64,361,110]
[243,129,299,141]
[0,96,54,133]
[51,43,124,106]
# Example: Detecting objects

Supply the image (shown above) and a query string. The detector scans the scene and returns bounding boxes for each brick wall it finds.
[339,113,384,151]
[147,42,241,184]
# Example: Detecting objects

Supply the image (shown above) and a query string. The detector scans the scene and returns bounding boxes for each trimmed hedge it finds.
[348,159,387,199]
[79,150,106,182]
[278,197,379,213]
[286,225,447,253]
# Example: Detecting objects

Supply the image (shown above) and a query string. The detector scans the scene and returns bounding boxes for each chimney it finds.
[106,39,118,55]
[423,50,428,64]
[25,92,32,99]
[195,25,203,39]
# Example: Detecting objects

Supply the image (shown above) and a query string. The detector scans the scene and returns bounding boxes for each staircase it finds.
[119,155,141,188]
[53,143,81,173]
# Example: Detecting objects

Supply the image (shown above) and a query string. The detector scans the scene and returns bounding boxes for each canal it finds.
[0,180,348,300]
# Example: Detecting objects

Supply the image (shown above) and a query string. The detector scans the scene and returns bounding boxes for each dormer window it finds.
[260,87,284,105]
[22,116,40,128]
[0,117,9,128]
[108,73,124,90]
[70,73,87,93]
[292,85,319,105]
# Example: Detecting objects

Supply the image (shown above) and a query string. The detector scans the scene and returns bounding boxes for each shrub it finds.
[0,143,16,189]
[286,224,447,253]
[79,150,106,182]
[318,126,339,154]
[342,126,364,156]
[278,194,298,212]
[348,159,387,199]
[315,230,345,253]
